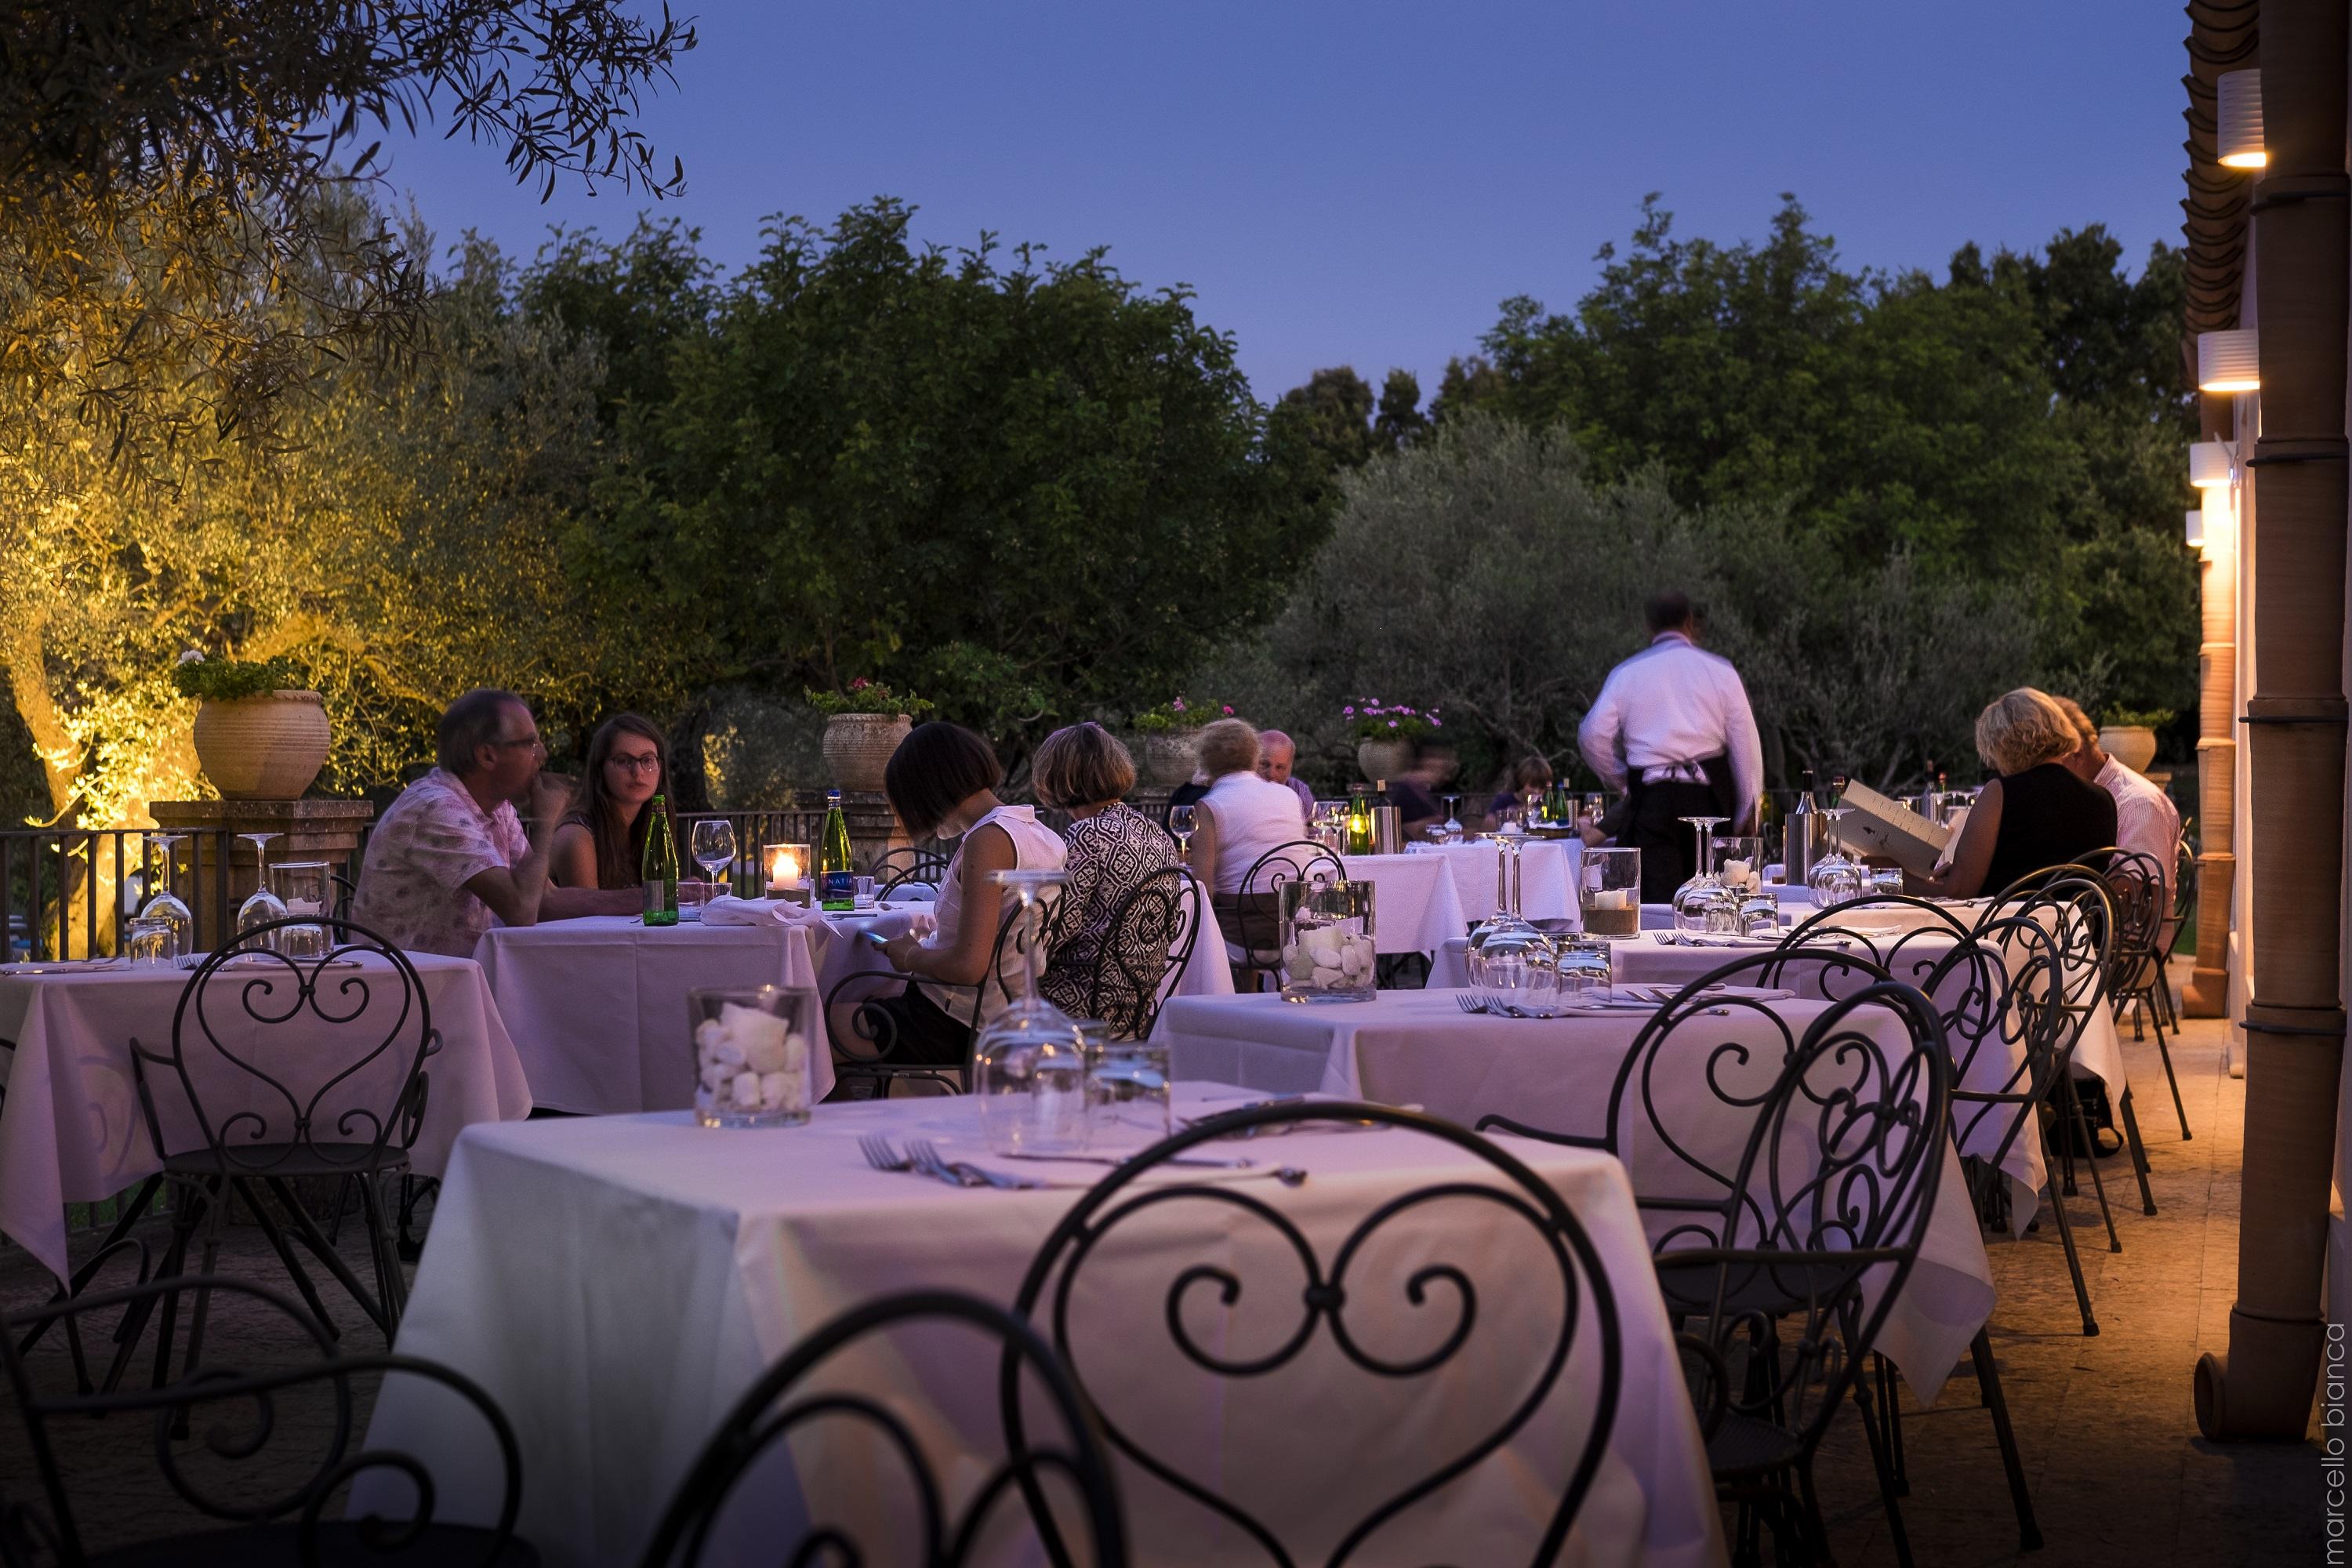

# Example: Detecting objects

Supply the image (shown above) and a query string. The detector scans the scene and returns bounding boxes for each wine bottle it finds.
[641,795,680,926]
[1345,785,1374,855]
[819,789,856,912]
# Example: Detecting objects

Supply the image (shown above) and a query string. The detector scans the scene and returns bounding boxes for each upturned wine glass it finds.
[235,832,287,951]
[1806,788,1864,906]
[1440,796,1463,844]
[1673,815,1739,933]
[136,833,194,960]
[971,868,1091,1155]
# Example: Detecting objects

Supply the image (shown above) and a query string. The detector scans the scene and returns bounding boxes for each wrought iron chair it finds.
[1477,956,2029,1566]
[1211,840,1341,993]
[1,1273,534,1566]
[2103,847,2190,1138]
[825,903,1029,1098]
[129,918,437,1401]
[874,849,953,900]
[1072,866,1203,1041]
[1009,1100,1622,1566]
[637,1289,1127,1568]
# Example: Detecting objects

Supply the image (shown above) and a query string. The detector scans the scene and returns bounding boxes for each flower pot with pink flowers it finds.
[808,680,935,793]
[1346,700,1443,785]
[1133,697,1232,788]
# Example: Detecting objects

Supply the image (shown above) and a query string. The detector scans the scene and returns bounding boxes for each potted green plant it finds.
[1346,700,1442,785]
[175,652,331,799]
[808,680,935,793]
[1132,698,1228,788]
[2098,706,2172,775]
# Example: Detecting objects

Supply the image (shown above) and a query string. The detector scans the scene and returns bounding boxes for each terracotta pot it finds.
[2099,724,2158,775]
[192,691,332,800]
[822,713,913,793]
[1356,738,1413,786]
[1140,730,1203,789]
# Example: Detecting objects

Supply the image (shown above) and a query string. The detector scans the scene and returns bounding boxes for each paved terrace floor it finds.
[0,960,2323,1562]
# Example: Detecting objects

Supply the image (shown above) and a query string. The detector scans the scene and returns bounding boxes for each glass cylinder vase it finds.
[1279,874,1377,1004]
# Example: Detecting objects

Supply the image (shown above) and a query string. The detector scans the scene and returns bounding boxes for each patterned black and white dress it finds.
[1039,803,1180,1027]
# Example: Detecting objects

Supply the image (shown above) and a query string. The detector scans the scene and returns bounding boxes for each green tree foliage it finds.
[1280,365,1431,471]
[556,201,1332,746]
[1446,198,2196,723]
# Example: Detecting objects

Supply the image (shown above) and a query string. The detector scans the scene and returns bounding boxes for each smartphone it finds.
[858,930,891,950]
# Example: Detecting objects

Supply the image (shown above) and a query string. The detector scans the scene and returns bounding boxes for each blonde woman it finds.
[1911,688,2118,899]
[1182,718,1312,896]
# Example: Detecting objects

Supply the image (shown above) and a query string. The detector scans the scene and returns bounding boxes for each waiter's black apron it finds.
[1623,753,1741,904]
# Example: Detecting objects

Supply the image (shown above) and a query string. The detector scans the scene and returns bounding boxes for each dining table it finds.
[354,1081,1727,1567]
[0,950,531,1283]
[1151,988,1996,1407]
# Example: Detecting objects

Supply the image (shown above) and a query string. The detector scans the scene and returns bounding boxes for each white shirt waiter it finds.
[2098,754,2182,886]
[1578,629,1764,826]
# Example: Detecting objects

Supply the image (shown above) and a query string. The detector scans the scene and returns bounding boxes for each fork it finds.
[858,1133,912,1173]
[908,1138,1047,1190]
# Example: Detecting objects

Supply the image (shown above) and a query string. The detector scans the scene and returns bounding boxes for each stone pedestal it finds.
[148,799,376,948]
[838,791,911,869]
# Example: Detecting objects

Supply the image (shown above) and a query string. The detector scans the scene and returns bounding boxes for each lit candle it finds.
[764,843,810,896]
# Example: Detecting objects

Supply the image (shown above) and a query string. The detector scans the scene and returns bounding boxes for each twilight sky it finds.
[376,0,2187,400]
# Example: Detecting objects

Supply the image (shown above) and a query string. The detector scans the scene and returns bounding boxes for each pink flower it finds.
[1387,719,1399,729]
[1343,706,1355,717]
[1171,697,1187,712]
[1221,705,1233,715]
[849,677,871,691]
[1431,717,1443,728]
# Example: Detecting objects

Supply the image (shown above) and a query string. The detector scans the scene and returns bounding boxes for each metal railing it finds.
[0,828,258,963]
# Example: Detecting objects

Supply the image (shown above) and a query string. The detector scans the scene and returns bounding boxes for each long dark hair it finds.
[568,713,674,889]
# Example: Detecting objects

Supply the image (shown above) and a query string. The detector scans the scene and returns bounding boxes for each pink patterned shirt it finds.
[351,768,532,956]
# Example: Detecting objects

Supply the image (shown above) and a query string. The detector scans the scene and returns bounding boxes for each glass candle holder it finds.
[764,842,811,900]
[1279,874,1377,1003]
[691,985,817,1127]
[1579,847,1642,938]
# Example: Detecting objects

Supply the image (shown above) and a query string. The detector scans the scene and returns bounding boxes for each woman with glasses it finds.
[551,713,680,895]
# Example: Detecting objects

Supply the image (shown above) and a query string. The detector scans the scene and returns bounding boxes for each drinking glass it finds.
[1710,836,1766,895]
[1737,893,1784,938]
[1279,874,1376,1003]
[677,879,712,921]
[1086,1029,1173,1152]
[1869,865,1905,896]
[691,819,738,898]
[1167,804,1199,861]
[1468,835,1561,1015]
[972,868,1091,1156]
[1581,793,1608,833]
[1578,846,1642,938]
[270,862,333,959]
[124,916,173,966]
[1555,936,1613,1003]
[136,833,193,961]
[1806,789,1864,906]
[1673,817,1738,933]
[1440,796,1463,844]
[236,832,287,951]
[691,985,817,1127]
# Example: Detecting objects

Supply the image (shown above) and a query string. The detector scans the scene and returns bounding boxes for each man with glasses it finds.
[353,688,625,956]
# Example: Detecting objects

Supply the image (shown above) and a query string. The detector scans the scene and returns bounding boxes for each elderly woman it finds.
[1911,688,2118,900]
[1031,723,1180,1025]
[1183,717,1314,896]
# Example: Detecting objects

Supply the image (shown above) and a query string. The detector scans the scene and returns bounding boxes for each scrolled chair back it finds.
[1775,893,1975,1002]
[1658,979,1951,1457]
[1082,866,1202,1041]
[637,1289,1127,1568]
[1214,840,1341,974]
[1007,1101,1622,1566]
[130,916,438,1180]
[0,1274,525,1568]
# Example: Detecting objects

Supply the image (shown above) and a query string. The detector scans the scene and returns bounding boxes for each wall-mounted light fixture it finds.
[2198,329,2260,393]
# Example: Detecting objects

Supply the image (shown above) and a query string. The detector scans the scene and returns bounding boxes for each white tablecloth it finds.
[1333,853,1466,956]
[816,898,1234,1007]
[0,953,529,1281]
[472,916,834,1114]
[1153,990,1994,1405]
[357,1083,1725,1568]
[1404,838,1581,923]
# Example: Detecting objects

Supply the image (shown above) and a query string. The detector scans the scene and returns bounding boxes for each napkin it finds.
[702,895,826,928]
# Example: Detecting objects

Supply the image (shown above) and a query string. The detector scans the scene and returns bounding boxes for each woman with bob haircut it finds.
[866,722,1066,1063]
[1911,688,2118,899]
[1029,723,1179,1023]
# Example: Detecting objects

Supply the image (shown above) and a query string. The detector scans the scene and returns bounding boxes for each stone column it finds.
[2187,473,2238,1018]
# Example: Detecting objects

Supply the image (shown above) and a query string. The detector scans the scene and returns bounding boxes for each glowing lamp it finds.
[2217,70,2265,169]
[2197,329,2260,394]
[2188,441,2234,488]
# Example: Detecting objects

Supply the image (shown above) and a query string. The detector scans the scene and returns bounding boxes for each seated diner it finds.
[1910,687,2118,901]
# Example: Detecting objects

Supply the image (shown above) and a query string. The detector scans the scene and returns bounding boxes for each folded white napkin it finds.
[702,895,825,928]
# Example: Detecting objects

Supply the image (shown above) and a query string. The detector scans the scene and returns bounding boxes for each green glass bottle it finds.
[1545,782,1572,827]
[641,795,679,926]
[819,789,856,912]
[1345,785,1374,855]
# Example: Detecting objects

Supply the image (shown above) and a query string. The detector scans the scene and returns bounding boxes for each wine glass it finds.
[1441,796,1463,844]
[1468,834,1560,1014]
[1806,786,1863,906]
[235,832,287,953]
[972,868,1091,1155]
[1167,804,1199,860]
[1673,815,1738,934]
[136,833,193,961]
[691,818,738,900]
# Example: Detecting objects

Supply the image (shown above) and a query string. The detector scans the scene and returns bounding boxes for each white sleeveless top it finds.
[1204,771,1314,895]
[920,804,1068,1025]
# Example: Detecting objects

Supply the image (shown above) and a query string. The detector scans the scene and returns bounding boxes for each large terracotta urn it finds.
[191,690,332,799]
[1140,730,1203,789]
[822,713,913,792]
[2098,724,2158,775]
